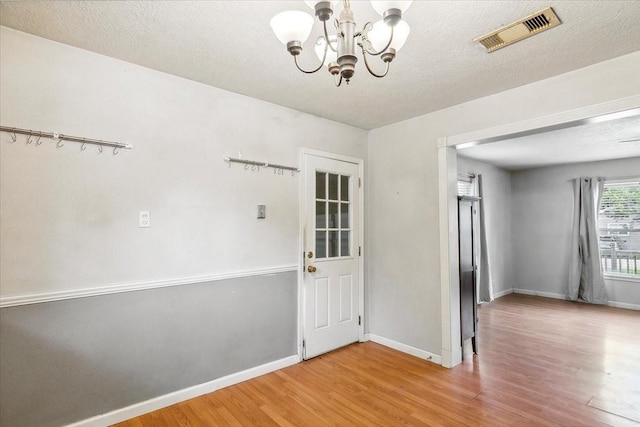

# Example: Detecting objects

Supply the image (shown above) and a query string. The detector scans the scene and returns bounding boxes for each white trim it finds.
[438,143,461,369]
[299,148,363,165]
[0,265,298,309]
[513,288,567,300]
[358,157,365,343]
[298,148,365,359]
[65,354,299,427]
[446,96,640,148]
[368,334,442,365]
[513,289,639,311]
[297,150,306,361]
[493,288,514,299]
[607,301,640,311]
[604,274,640,283]
[438,96,640,372]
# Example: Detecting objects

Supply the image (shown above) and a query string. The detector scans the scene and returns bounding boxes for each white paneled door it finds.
[303,152,361,359]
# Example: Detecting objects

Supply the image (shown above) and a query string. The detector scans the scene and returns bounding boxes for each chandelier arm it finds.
[361,22,395,56]
[323,20,338,53]
[293,39,329,74]
[361,50,390,78]
[334,73,343,87]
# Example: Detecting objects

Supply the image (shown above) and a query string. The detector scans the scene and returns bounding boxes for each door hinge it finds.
[358,177,362,188]
[359,246,361,256]
[358,315,362,326]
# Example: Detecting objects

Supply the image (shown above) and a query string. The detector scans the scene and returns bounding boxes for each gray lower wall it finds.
[0,271,297,427]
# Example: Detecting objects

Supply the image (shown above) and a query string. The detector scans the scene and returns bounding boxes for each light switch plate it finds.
[139,211,150,228]
[257,205,266,219]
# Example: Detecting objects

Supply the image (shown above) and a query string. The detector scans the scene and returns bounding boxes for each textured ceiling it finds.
[458,114,640,170]
[1,1,640,130]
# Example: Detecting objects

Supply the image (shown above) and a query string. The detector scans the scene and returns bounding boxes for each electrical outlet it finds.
[257,204,266,219]
[139,211,150,228]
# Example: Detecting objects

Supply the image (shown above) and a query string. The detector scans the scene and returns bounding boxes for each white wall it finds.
[367,50,640,355]
[0,27,367,297]
[456,156,513,297]
[511,157,640,307]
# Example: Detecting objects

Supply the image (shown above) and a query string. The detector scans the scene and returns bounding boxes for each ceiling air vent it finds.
[474,7,561,53]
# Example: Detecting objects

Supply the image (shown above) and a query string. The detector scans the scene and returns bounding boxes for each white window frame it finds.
[598,177,640,282]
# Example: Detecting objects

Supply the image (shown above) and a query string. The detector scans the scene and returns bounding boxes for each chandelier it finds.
[270,1,412,86]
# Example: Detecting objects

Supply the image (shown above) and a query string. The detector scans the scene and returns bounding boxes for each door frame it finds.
[298,148,365,361]
[437,95,640,368]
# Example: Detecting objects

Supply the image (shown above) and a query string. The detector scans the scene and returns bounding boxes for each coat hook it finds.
[26,131,33,144]
[244,163,250,171]
[81,142,87,151]
[35,132,43,145]
[98,145,103,154]
[113,147,119,155]
[56,139,64,148]
[10,129,17,143]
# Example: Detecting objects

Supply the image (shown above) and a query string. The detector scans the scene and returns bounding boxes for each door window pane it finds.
[316,201,326,228]
[328,202,339,228]
[341,175,349,201]
[340,203,349,229]
[314,171,353,259]
[341,231,350,256]
[316,172,326,199]
[328,174,339,200]
[328,231,339,258]
[316,231,327,259]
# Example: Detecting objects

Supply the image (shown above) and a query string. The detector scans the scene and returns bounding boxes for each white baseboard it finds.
[493,288,514,299]
[607,301,640,311]
[368,334,441,365]
[513,288,567,300]
[65,355,299,427]
[513,289,639,311]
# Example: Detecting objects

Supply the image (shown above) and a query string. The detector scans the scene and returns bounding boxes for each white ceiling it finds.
[457,114,640,170]
[1,1,639,130]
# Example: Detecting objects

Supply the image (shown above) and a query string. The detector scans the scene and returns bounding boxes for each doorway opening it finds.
[438,96,640,368]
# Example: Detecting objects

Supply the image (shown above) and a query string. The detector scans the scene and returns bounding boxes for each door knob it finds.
[307,265,317,273]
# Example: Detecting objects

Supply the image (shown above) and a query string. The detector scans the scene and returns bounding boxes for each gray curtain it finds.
[477,174,494,303]
[568,177,608,304]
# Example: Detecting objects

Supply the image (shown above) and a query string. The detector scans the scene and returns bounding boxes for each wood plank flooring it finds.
[114,294,640,426]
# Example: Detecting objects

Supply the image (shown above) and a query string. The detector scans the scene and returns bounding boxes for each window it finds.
[315,171,351,259]
[457,173,475,197]
[598,179,640,278]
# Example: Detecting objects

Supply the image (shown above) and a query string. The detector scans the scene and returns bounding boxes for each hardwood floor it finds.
[114,294,640,426]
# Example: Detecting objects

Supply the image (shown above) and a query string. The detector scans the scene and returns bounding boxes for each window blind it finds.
[599,180,640,222]
[457,180,474,197]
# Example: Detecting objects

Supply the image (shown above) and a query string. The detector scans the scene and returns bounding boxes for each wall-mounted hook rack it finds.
[224,156,300,174]
[0,125,133,152]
